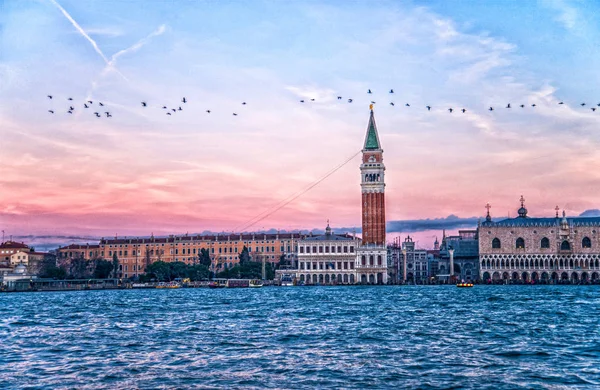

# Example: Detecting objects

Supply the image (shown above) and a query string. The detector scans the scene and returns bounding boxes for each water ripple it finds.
[1,286,600,388]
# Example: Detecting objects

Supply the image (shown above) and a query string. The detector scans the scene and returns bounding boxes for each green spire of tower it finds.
[363,108,381,150]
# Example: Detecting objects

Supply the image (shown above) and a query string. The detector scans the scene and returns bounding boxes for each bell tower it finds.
[356,106,388,284]
[360,107,386,245]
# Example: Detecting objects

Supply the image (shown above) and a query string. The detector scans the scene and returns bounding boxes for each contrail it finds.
[101,24,167,77]
[48,0,127,80]
[48,0,110,63]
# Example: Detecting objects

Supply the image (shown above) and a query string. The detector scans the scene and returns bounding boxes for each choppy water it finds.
[1,286,600,389]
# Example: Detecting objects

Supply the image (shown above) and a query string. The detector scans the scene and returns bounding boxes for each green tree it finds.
[94,259,113,279]
[69,257,91,279]
[188,264,210,281]
[199,248,212,267]
[145,261,171,281]
[278,254,289,267]
[112,252,120,278]
[170,261,189,280]
[239,246,251,264]
[40,266,67,279]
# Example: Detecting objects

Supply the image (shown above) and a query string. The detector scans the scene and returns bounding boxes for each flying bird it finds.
[233,113,238,116]
[426,106,431,111]
[88,100,93,104]
[390,102,395,106]
[581,103,586,106]
[448,108,453,113]
[461,108,466,113]
[99,102,104,106]
[69,106,74,111]
[178,106,182,111]
[592,107,597,112]
[368,89,372,94]
[389,89,394,94]
[337,96,342,100]
[172,108,176,112]
[371,101,376,104]
[182,97,187,103]
[559,102,564,105]
[206,110,211,113]
[68,97,73,101]
[47,95,53,99]
[405,103,410,107]
[48,110,54,114]
[489,107,494,111]
[167,112,172,116]
[520,104,525,108]
[84,104,89,108]
[531,104,536,107]
[67,110,73,114]
[348,99,353,103]
[242,102,247,105]
[597,103,600,107]
[162,106,167,109]
[141,102,147,107]
[94,112,100,117]
[506,103,511,108]
[310,98,315,101]
[300,100,305,103]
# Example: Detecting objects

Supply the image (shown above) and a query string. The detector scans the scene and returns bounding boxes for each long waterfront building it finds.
[480,197,600,283]
[58,233,304,279]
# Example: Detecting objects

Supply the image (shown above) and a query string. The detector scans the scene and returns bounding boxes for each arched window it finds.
[377,255,382,265]
[492,238,501,249]
[541,237,550,249]
[369,255,374,266]
[561,240,571,251]
[582,237,592,248]
[361,255,366,266]
[516,237,525,249]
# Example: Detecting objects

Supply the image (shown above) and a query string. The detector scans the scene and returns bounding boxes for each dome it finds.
[14,263,27,274]
[518,207,528,218]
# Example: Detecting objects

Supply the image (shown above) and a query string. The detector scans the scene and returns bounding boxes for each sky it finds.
[1,0,600,249]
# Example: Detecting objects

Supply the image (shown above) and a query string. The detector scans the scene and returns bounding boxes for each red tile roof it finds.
[0,241,29,249]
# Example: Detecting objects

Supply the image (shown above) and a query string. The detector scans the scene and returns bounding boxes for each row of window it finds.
[300,261,355,270]
[361,255,383,266]
[299,245,355,254]
[483,258,600,269]
[492,237,592,250]
[107,239,291,248]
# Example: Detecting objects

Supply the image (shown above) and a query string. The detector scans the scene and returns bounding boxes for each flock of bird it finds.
[299,89,600,113]
[46,95,249,117]
[46,95,113,118]
[45,88,600,119]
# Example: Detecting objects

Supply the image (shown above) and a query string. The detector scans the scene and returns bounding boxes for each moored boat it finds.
[456,283,474,288]
[156,281,181,289]
[249,279,263,288]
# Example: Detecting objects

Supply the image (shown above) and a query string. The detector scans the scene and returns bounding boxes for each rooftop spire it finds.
[363,108,381,150]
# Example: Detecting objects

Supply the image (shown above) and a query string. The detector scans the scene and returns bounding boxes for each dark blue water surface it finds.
[1,286,600,389]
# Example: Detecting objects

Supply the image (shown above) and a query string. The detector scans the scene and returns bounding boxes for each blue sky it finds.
[1,0,600,248]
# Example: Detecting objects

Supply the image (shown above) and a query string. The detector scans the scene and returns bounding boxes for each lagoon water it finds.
[1,286,600,389]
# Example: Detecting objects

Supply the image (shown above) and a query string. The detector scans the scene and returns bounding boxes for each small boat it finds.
[249,280,263,288]
[456,283,474,288]
[156,282,181,289]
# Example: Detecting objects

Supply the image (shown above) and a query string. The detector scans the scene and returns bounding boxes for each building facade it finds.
[357,108,388,284]
[296,224,359,284]
[438,230,480,283]
[57,233,304,279]
[480,197,600,283]
[1,241,30,263]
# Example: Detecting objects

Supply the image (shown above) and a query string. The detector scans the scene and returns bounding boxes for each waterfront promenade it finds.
[1,286,598,388]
